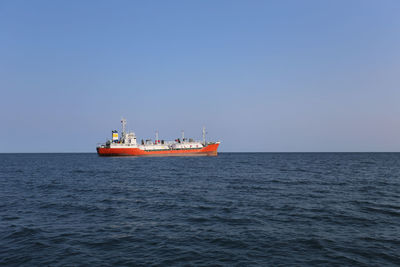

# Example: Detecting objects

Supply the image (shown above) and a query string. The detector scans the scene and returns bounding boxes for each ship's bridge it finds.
[124,132,137,145]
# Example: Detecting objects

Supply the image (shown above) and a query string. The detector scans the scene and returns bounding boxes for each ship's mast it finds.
[181,130,184,141]
[202,126,206,145]
[121,118,127,139]
[155,130,159,142]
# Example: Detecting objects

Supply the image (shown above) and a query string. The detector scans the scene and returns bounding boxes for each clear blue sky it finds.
[1,0,399,152]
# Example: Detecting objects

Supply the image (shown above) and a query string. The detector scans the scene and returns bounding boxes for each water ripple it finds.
[0,153,400,265]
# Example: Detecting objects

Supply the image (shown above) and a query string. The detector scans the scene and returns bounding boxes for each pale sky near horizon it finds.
[1,0,399,152]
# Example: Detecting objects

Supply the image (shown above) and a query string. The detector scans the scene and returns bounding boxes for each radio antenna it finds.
[202,126,206,145]
[121,118,127,139]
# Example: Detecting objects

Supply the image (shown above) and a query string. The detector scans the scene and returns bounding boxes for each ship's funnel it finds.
[112,130,119,142]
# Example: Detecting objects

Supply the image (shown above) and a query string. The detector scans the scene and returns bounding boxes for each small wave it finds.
[279,168,321,174]
[352,200,400,210]
[187,217,209,223]
[39,201,103,213]
[2,216,19,221]
[362,206,400,217]
[359,185,378,192]
[360,236,400,245]
[196,205,214,211]
[4,227,43,240]
[208,237,250,249]
[294,237,326,249]
[360,161,376,165]
[210,215,256,225]
[71,169,97,175]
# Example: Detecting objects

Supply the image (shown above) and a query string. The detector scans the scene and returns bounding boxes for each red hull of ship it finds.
[97,143,220,157]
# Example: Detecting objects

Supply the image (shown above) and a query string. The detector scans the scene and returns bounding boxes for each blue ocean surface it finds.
[1,153,400,266]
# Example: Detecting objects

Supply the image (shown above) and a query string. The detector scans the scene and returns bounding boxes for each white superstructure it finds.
[99,118,209,151]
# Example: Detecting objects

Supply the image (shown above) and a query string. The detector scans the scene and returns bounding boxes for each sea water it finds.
[1,153,399,266]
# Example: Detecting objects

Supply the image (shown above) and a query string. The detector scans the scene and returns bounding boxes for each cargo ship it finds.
[97,118,220,157]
